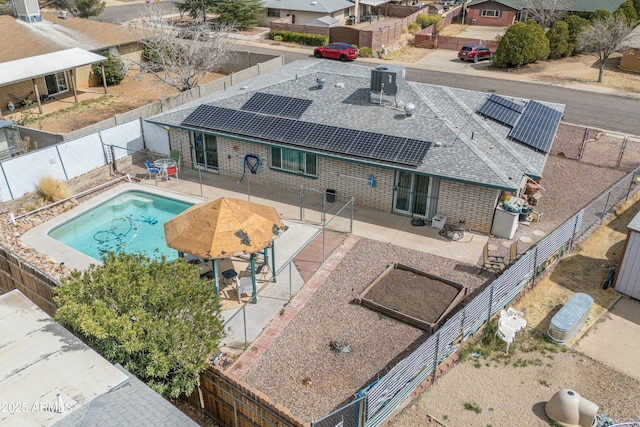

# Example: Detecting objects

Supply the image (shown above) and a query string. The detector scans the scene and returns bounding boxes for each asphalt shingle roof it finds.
[0,13,142,63]
[149,60,564,190]
[466,0,626,12]
[262,0,354,13]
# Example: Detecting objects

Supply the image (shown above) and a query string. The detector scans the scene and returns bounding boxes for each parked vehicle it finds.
[314,42,358,62]
[458,44,494,63]
[177,25,216,41]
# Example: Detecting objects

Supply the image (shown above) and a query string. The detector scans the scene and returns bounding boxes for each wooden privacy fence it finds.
[0,245,57,316]
[196,368,306,427]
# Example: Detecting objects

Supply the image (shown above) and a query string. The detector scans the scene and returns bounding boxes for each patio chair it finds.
[482,242,505,272]
[170,150,181,171]
[236,276,253,303]
[144,160,161,180]
[166,164,178,181]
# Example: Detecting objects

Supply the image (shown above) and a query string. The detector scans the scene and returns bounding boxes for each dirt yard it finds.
[389,192,640,427]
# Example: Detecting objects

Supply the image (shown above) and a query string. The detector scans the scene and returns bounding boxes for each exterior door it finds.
[392,171,438,219]
[192,132,219,171]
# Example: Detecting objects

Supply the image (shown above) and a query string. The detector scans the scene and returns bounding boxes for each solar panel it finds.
[345,131,383,156]
[181,105,429,166]
[508,101,562,153]
[326,128,360,153]
[394,139,430,164]
[476,94,524,127]
[241,92,312,119]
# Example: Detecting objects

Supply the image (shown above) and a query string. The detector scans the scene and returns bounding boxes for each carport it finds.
[0,48,107,119]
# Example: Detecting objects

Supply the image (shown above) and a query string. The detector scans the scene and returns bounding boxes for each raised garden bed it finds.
[357,263,466,333]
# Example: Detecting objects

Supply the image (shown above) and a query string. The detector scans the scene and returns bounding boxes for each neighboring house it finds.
[620,25,640,74]
[465,0,628,26]
[0,290,199,427]
[465,0,523,26]
[260,0,391,27]
[260,0,355,26]
[0,3,143,118]
[147,60,564,234]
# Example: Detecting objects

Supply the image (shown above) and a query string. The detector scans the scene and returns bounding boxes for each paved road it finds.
[234,44,640,135]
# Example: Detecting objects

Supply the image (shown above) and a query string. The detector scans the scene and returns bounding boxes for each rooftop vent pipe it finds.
[404,103,415,117]
[316,77,326,89]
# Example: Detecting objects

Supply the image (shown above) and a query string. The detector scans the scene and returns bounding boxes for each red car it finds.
[458,44,495,63]
[314,43,358,62]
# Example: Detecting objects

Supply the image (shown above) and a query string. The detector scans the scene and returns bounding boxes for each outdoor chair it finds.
[482,242,505,272]
[165,164,178,180]
[170,150,181,171]
[144,160,161,180]
[236,276,253,303]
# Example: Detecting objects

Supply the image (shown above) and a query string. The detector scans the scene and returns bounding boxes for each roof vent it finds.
[434,141,443,147]
[311,1,318,4]
[316,77,326,89]
[404,103,415,117]
[335,82,345,88]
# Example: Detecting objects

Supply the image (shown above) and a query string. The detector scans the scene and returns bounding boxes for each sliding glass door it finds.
[392,171,439,219]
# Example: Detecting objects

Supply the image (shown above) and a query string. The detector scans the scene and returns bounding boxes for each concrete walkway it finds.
[573,296,640,382]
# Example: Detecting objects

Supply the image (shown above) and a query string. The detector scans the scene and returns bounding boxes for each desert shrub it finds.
[415,13,441,29]
[359,46,373,57]
[546,20,570,59]
[408,22,421,34]
[492,21,550,68]
[37,176,70,204]
[273,34,283,42]
[92,51,126,86]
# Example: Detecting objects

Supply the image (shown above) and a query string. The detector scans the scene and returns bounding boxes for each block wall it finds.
[436,179,501,234]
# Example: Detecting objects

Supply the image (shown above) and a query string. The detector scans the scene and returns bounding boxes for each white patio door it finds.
[392,171,439,219]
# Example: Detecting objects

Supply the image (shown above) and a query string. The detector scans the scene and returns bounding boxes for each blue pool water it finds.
[49,190,192,262]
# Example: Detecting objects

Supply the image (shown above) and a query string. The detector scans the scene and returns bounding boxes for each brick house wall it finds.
[620,48,640,73]
[465,3,518,26]
[170,130,505,232]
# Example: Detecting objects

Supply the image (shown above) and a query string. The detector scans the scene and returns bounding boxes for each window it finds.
[267,8,280,17]
[44,71,68,95]
[271,147,317,177]
[481,9,501,17]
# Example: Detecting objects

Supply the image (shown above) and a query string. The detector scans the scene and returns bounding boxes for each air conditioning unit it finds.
[370,65,405,96]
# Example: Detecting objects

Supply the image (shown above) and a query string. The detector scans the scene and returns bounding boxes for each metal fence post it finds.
[299,186,304,221]
[432,331,440,383]
[600,192,611,225]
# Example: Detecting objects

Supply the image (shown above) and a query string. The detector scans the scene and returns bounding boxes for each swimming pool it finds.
[49,190,192,262]
[21,184,204,271]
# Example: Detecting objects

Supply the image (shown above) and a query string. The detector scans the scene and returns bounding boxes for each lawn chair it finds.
[236,276,253,303]
[482,242,505,272]
[144,160,161,180]
[170,150,181,171]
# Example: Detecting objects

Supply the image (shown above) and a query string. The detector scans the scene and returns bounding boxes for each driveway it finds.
[573,296,640,381]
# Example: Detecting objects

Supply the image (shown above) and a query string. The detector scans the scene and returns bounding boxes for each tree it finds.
[213,0,263,30]
[519,0,570,28]
[579,15,633,82]
[176,0,216,23]
[564,14,589,55]
[41,0,105,18]
[130,7,234,92]
[546,20,570,58]
[492,21,550,68]
[54,252,225,398]
[614,0,639,24]
[92,50,126,86]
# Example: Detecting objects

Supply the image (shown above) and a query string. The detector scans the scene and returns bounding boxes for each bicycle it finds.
[438,220,467,241]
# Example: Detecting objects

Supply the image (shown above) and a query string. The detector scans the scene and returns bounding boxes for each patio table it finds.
[154,158,176,180]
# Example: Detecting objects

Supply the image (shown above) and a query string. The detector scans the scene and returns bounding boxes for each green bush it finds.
[492,21,550,68]
[546,20,570,59]
[408,22,421,34]
[268,30,328,46]
[415,13,441,29]
[92,51,126,86]
[614,0,638,24]
[564,15,590,55]
[273,34,283,42]
[359,46,373,57]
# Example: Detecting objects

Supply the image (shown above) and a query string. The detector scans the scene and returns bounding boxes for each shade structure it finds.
[164,197,285,259]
